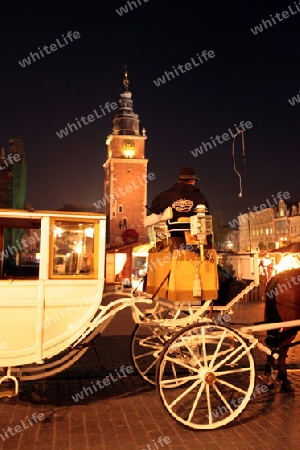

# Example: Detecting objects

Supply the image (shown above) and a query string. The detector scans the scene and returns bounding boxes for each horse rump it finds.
[264,268,300,392]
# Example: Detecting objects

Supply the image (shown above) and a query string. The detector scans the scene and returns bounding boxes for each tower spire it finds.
[110,67,141,136]
[123,65,129,91]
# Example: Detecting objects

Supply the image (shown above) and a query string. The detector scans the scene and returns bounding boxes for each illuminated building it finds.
[238,199,300,251]
[103,71,149,284]
[103,70,148,248]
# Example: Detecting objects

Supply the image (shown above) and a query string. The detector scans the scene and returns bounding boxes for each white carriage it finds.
[0,207,297,431]
[0,209,147,392]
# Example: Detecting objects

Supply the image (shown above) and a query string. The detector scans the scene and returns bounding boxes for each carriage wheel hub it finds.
[205,372,216,384]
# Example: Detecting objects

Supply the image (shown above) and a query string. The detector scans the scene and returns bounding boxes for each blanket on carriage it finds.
[146,248,219,301]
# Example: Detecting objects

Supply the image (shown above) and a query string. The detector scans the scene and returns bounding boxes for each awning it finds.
[267,242,300,254]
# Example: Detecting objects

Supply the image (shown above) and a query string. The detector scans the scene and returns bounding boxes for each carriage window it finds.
[50,220,98,278]
[0,226,41,279]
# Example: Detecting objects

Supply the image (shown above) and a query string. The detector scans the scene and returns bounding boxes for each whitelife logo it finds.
[228,191,291,228]
[116,0,149,16]
[266,273,300,299]
[153,50,215,87]
[207,384,268,420]
[191,121,253,157]
[93,173,155,210]
[56,101,118,139]
[0,153,21,170]
[18,31,81,68]
[0,413,45,442]
[35,295,94,331]
[71,365,134,402]
[250,2,300,35]
[140,436,171,450]
[0,231,41,261]
[288,90,300,106]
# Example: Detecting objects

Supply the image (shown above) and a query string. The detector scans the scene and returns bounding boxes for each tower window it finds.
[122,139,135,158]
[119,217,127,230]
[118,205,123,213]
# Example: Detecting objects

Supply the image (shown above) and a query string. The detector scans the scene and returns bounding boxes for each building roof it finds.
[268,242,300,254]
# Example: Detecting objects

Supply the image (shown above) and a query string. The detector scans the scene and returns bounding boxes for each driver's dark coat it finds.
[150,183,209,228]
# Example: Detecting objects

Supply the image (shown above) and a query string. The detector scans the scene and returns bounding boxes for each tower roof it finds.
[111,68,141,136]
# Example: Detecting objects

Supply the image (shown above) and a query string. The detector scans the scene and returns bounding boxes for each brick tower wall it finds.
[107,158,148,247]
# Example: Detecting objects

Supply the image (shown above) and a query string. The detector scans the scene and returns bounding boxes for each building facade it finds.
[238,199,300,251]
[0,135,27,270]
[274,199,300,245]
[0,134,26,209]
[103,72,148,247]
[238,207,275,252]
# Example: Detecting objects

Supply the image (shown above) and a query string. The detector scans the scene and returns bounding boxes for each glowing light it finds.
[227,240,233,250]
[75,243,83,254]
[274,254,300,273]
[123,149,135,158]
[53,226,63,237]
[261,253,300,279]
[84,227,94,238]
[261,258,272,266]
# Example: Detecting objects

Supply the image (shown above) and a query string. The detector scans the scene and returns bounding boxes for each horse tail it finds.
[264,275,282,324]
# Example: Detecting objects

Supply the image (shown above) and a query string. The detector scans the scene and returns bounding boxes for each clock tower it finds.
[103,71,148,247]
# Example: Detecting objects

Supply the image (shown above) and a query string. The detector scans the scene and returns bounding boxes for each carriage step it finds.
[0,388,17,398]
[0,375,19,398]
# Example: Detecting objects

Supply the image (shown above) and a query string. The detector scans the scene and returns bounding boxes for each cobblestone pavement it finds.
[0,298,300,450]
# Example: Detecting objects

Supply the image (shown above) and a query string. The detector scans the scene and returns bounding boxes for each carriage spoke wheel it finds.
[130,307,187,385]
[156,322,255,430]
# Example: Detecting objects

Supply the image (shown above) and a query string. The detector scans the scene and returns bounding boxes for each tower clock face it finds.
[123,140,135,149]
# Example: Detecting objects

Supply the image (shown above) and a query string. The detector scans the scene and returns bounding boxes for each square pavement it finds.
[0,299,300,450]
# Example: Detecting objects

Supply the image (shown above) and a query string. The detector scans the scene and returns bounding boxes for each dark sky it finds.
[1,0,300,224]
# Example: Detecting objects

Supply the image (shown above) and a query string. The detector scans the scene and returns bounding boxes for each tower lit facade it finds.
[103,71,148,247]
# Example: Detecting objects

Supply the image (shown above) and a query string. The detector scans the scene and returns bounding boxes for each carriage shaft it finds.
[240,319,300,334]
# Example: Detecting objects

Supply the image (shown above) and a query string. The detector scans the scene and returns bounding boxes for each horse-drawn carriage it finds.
[0,207,299,430]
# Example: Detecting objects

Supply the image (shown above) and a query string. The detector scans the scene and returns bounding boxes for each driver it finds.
[150,166,210,249]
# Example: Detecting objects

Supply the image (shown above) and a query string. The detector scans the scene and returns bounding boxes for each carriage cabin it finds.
[0,209,106,367]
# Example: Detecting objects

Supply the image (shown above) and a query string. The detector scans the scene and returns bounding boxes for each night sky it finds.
[1,0,300,224]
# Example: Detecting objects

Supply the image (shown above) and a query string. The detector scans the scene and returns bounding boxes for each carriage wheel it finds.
[130,306,188,385]
[156,322,255,430]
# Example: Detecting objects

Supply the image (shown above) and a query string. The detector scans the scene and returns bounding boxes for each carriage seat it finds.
[167,217,191,233]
